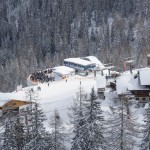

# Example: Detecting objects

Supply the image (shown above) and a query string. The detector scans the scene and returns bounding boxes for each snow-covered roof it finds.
[0,90,27,106]
[64,58,95,66]
[110,71,120,75]
[83,56,104,68]
[127,76,149,91]
[116,73,150,95]
[125,60,133,64]
[53,66,75,75]
[96,75,106,89]
[0,100,10,107]
[116,74,132,94]
[139,69,150,85]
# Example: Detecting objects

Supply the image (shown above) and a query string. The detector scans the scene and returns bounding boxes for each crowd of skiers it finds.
[30,69,55,83]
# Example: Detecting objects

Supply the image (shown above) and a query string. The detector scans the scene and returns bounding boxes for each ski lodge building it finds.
[63,57,96,71]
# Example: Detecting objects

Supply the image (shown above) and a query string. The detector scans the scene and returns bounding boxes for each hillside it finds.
[1,0,150,91]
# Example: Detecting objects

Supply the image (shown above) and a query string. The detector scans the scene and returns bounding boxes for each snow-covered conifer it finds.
[24,89,49,150]
[105,95,139,150]
[69,86,88,150]
[3,111,25,150]
[82,87,105,150]
[141,102,150,150]
[49,109,66,150]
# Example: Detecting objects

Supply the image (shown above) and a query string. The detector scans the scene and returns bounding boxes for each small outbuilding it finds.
[53,66,75,79]
[96,75,106,99]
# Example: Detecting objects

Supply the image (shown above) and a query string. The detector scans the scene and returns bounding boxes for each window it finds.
[13,103,16,106]
[136,98,139,100]
[142,98,146,101]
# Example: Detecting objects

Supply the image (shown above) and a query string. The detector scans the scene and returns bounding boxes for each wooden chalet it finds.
[0,99,32,115]
[116,68,150,103]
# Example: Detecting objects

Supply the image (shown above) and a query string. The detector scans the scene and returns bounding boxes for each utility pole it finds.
[79,81,81,109]
[29,89,33,139]
[79,81,83,126]
[120,99,124,150]
[54,111,57,150]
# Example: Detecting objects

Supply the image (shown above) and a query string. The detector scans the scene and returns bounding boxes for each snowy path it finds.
[38,78,96,123]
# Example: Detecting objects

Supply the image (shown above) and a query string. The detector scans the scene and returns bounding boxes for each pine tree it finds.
[141,102,150,150]
[25,102,49,150]
[24,89,49,150]
[3,113,17,150]
[105,95,139,150]
[0,113,6,148]
[49,109,66,150]
[69,86,88,150]
[82,87,105,150]
[23,89,36,144]
[2,111,25,150]
[14,116,25,150]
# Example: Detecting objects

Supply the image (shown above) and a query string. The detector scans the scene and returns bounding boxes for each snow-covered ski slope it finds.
[0,74,145,128]
[0,76,96,124]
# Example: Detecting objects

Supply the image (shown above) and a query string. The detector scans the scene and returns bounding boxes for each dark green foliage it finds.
[1,0,150,91]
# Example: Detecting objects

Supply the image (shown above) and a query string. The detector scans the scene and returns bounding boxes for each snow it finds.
[0,76,96,125]
[147,53,150,57]
[88,11,97,36]
[96,75,106,89]
[116,68,150,94]
[0,71,147,149]
[139,69,150,85]
[108,17,113,32]
[117,74,135,94]
[64,58,95,66]
[0,91,25,101]
[0,100,10,107]
[53,66,75,76]
[27,75,38,86]
[125,60,134,64]
[84,56,104,68]
[127,76,145,91]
